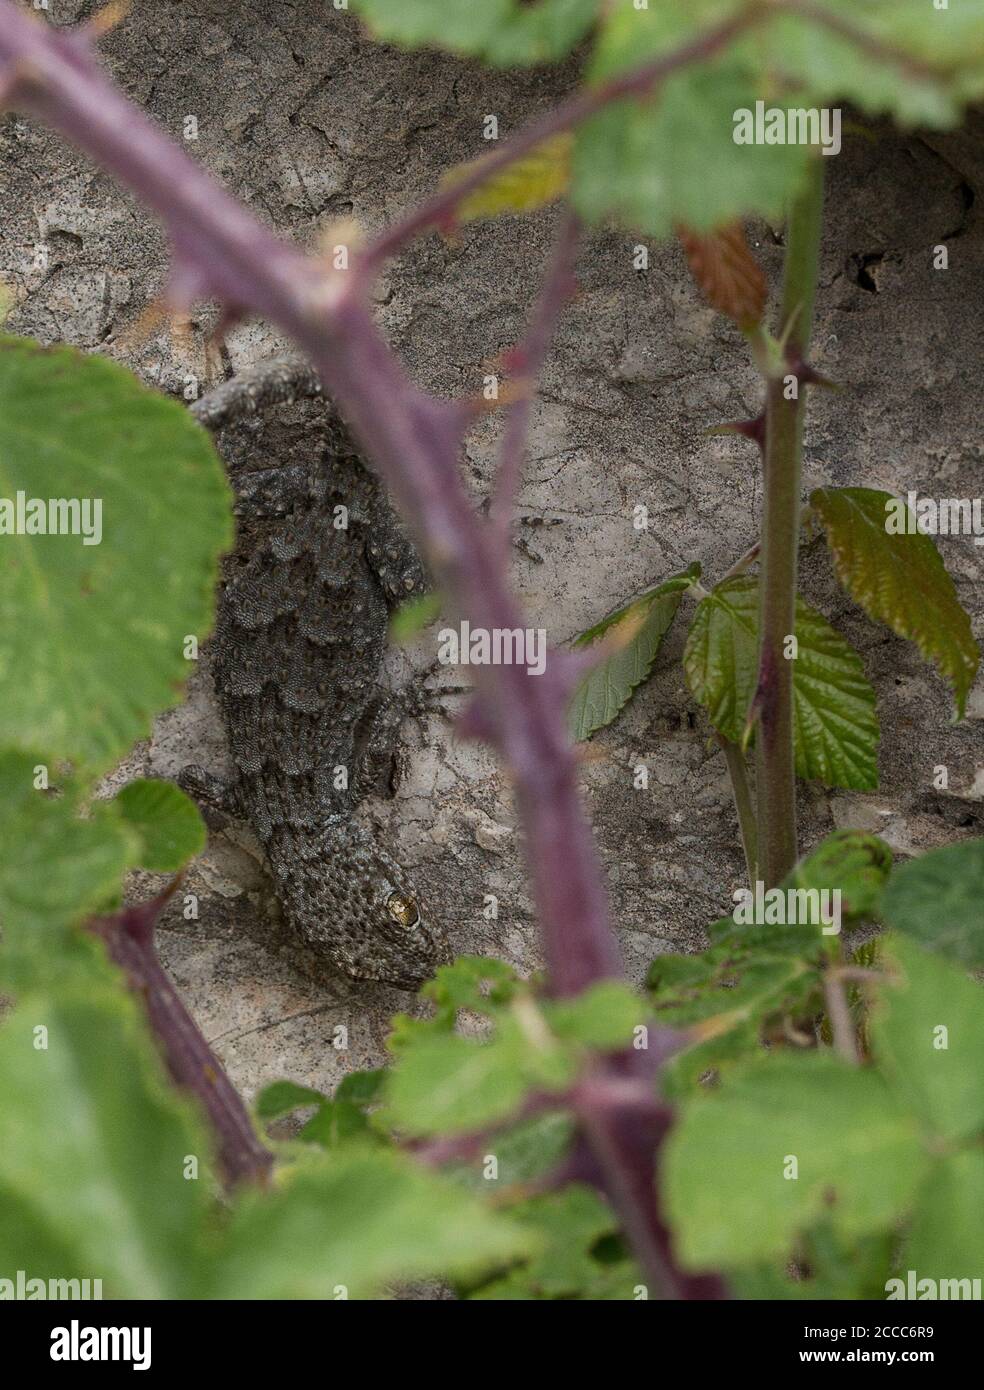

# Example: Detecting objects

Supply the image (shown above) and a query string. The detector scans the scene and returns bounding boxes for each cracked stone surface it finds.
[2,1,982,1109]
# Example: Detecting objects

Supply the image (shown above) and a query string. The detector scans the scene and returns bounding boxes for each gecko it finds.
[186,357,449,990]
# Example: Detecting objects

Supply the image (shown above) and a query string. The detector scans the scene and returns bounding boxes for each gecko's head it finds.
[369,879,449,990]
[281,835,450,992]
[340,850,450,992]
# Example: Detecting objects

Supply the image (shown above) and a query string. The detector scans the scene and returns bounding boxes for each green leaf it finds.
[0,336,232,776]
[573,7,810,238]
[649,940,816,1031]
[465,1185,642,1301]
[544,980,646,1049]
[353,0,599,67]
[0,989,211,1298]
[683,576,879,789]
[646,835,892,1090]
[336,1068,386,1107]
[573,2,984,238]
[811,487,979,719]
[788,830,893,921]
[0,751,134,941]
[664,1052,927,1268]
[255,1080,326,1123]
[384,1016,573,1138]
[733,1223,896,1301]
[112,778,206,873]
[568,565,698,741]
[871,935,984,1144]
[881,839,984,968]
[208,1149,535,1299]
[902,1151,984,1289]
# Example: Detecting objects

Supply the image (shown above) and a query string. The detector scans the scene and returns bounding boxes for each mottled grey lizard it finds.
[187,357,449,990]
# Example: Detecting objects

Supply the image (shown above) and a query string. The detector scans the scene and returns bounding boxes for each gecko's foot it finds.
[175,763,239,830]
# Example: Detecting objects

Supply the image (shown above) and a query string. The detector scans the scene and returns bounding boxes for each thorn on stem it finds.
[707,412,766,452]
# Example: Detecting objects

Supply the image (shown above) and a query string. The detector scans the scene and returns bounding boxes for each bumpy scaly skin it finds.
[192,360,448,989]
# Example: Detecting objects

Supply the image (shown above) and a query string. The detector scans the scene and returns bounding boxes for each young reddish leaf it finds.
[810,487,980,719]
[676,221,767,328]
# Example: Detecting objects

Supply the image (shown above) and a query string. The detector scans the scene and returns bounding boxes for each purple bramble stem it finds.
[89,886,274,1189]
[0,2,742,1295]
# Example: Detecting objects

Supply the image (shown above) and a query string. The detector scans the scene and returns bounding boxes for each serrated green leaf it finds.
[569,565,698,741]
[207,1149,535,1299]
[0,336,232,776]
[649,944,816,1033]
[881,839,984,968]
[871,935,984,1144]
[353,0,598,67]
[0,989,211,1298]
[664,1052,927,1268]
[901,1151,984,1289]
[111,778,206,873]
[683,576,879,789]
[811,487,979,719]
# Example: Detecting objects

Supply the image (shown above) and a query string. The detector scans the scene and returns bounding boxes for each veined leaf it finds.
[0,337,232,777]
[811,487,979,719]
[568,565,699,741]
[676,220,767,327]
[664,1051,927,1268]
[683,577,879,789]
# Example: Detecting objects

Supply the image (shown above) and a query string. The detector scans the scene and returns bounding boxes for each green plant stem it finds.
[823,968,860,1064]
[718,735,758,884]
[754,156,824,886]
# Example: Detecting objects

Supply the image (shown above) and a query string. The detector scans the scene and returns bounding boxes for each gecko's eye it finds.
[387,893,420,929]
